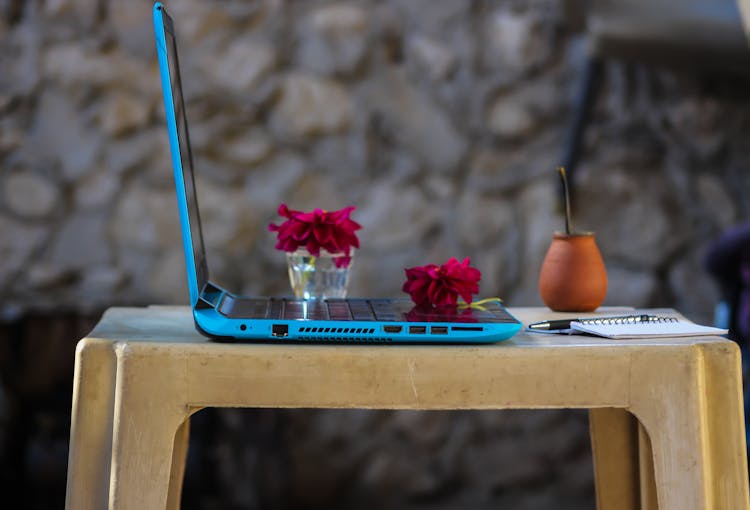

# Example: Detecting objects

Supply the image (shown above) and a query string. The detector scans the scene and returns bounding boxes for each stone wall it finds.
[3,0,747,320]
[2,0,749,508]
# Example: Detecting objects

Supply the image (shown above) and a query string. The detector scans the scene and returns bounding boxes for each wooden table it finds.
[65,306,750,509]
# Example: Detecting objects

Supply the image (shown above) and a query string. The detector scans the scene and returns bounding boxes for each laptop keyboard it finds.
[218,296,518,324]
[220,297,379,320]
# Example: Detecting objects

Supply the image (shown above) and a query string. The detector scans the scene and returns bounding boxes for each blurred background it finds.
[2,0,750,508]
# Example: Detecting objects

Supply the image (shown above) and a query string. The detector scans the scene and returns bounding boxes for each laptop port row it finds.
[403,325,475,334]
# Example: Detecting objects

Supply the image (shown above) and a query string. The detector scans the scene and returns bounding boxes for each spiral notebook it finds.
[568,315,728,339]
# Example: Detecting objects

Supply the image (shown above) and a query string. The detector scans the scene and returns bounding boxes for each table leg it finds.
[637,422,657,510]
[629,344,750,509]
[166,417,190,510]
[108,347,189,510]
[700,342,750,507]
[65,339,118,510]
[738,0,750,37]
[589,407,639,510]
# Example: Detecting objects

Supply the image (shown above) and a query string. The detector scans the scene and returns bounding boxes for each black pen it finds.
[528,319,578,331]
[528,314,658,331]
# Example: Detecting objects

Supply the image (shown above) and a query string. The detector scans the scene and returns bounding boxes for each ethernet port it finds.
[272,324,288,337]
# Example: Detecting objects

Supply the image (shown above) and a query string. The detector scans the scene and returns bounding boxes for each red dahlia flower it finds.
[268,204,361,264]
[402,257,481,307]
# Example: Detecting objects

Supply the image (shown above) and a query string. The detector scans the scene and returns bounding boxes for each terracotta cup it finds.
[539,232,607,312]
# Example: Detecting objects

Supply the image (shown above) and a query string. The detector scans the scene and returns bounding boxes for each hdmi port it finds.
[384,325,403,333]
[408,326,427,334]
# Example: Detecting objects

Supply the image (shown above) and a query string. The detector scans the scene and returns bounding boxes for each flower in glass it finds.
[268,204,361,268]
[402,257,481,307]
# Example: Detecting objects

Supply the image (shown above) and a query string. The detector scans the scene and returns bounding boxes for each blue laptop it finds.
[152,3,521,343]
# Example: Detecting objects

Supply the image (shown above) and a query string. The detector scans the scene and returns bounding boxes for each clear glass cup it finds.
[286,249,354,299]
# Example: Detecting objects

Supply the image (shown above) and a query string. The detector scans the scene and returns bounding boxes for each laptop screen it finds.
[163,20,208,292]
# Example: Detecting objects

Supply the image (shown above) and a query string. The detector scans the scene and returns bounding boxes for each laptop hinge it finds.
[196,281,226,310]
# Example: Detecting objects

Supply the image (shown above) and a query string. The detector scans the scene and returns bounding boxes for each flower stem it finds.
[558,166,573,235]
[299,256,316,294]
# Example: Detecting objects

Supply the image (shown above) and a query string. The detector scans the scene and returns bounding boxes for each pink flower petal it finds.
[269,204,361,255]
[402,257,482,307]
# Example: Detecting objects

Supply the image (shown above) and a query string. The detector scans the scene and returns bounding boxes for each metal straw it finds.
[558,166,573,235]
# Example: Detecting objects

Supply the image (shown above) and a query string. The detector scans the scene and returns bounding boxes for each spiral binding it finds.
[576,314,678,326]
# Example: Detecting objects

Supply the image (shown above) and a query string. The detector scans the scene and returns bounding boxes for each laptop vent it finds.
[299,327,377,334]
[297,336,393,343]
[296,326,392,343]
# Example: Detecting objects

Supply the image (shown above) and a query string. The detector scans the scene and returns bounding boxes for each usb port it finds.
[272,324,288,337]
[431,326,448,334]
[384,325,403,333]
[408,326,427,334]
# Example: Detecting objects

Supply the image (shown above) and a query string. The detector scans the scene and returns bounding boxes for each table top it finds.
[76,305,741,414]
[85,305,730,350]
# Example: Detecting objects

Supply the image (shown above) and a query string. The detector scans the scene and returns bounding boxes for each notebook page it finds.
[570,320,728,339]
